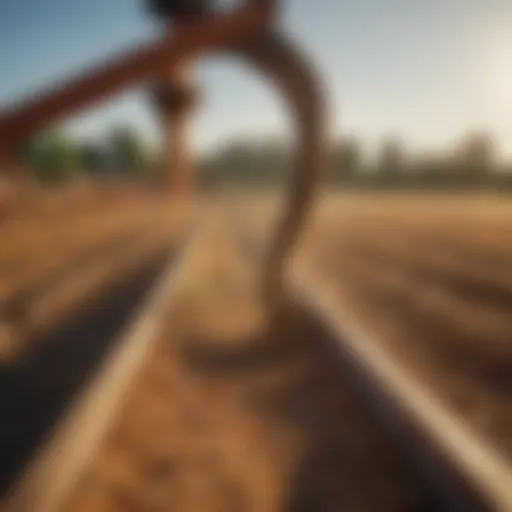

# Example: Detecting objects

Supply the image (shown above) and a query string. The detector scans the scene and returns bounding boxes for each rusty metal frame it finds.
[0,1,275,152]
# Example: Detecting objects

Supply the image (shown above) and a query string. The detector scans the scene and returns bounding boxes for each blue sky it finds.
[1,0,512,158]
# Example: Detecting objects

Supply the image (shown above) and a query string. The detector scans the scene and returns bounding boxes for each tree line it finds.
[18,125,157,186]
[200,131,512,191]
[19,126,512,191]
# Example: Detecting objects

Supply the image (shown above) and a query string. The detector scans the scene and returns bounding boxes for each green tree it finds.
[25,133,81,186]
[458,132,496,175]
[332,138,362,181]
[257,138,288,184]
[79,142,111,178]
[378,136,406,176]
[107,124,146,178]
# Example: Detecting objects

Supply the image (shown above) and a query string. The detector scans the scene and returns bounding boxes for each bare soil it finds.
[0,187,190,361]
[62,220,433,512]
[296,193,512,461]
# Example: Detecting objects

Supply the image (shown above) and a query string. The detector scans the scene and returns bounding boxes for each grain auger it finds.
[0,0,326,322]
[145,0,327,316]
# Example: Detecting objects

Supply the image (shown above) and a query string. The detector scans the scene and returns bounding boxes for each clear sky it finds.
[1,0,512,159]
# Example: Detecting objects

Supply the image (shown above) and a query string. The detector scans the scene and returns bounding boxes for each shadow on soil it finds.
[0,250,171,497]
[180,301,438,512]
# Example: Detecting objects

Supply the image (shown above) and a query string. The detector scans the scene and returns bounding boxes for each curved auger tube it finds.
[233,31,327,314]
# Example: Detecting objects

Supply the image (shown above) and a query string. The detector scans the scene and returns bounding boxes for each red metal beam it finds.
[0,2,275,149]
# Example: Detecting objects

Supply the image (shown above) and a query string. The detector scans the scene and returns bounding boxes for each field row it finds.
[60,219,431,512]
[0,188,189,362]
[300,196,512,461]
